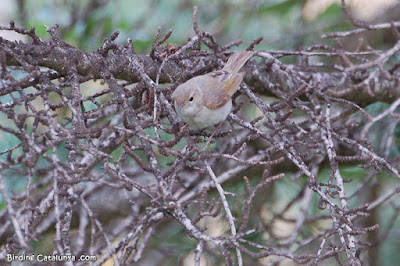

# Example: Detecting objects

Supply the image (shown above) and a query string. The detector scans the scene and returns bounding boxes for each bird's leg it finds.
[200,123,221,152]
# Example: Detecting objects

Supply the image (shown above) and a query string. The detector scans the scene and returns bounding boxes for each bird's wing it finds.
[199,71,243,110]
[200,51,253,109]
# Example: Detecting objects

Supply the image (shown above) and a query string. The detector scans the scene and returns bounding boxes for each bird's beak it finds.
[174,101,183,113]
[177,105,183,113]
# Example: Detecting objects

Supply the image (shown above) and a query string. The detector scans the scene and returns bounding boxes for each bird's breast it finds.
[180,99,232,129]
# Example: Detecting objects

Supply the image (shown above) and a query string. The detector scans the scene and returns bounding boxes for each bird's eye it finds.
[189,96,194,101]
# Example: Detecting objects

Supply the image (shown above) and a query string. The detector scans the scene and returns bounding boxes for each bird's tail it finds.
[222,51,254,73]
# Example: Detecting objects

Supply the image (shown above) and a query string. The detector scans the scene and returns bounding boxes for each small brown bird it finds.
[171,51,254,129]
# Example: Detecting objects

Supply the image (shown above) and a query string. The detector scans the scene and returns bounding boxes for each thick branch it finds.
[1,39,400,105]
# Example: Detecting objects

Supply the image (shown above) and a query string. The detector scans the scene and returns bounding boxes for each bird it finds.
[171,51,254,129]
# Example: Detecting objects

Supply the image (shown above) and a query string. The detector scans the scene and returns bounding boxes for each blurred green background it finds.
[1,0,397,52]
